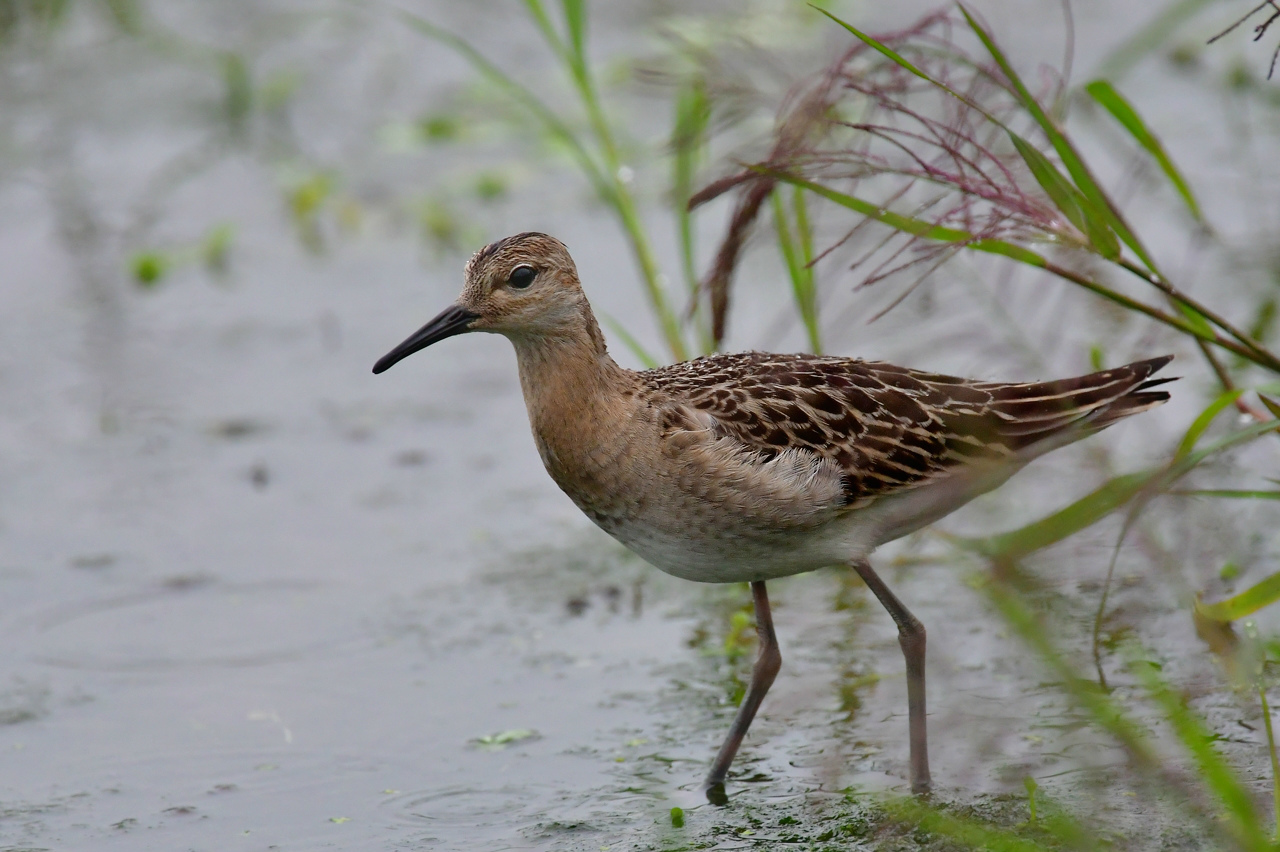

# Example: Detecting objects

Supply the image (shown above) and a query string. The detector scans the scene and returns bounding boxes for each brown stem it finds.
[1039,259,1280,372]
[1116,258,1280,372]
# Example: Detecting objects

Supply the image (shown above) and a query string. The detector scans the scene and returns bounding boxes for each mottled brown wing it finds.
[643,352,1173,505]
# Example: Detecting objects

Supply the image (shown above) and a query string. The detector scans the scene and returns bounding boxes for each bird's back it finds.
[643,351,1173,508]
[607,352,1174,580]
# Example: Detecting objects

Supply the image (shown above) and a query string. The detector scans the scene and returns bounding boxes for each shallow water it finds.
[2,1,1279,850]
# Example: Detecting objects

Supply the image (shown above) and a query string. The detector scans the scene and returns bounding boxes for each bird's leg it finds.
[704,580,781,804]
[851,559,931,794]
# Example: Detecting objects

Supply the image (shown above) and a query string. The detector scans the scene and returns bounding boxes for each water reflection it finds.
[29,578,349,671]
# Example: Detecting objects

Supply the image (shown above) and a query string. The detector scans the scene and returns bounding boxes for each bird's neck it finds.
[506,308,639,495]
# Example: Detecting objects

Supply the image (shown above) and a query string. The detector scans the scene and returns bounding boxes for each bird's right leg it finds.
[703,580,781,804]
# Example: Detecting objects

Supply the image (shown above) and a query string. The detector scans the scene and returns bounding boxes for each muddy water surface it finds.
[2,1,1278,850]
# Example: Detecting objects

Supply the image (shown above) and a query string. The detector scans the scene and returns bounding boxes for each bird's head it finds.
[373,232,593,374]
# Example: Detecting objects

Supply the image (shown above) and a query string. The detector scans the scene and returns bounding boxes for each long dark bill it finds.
[372,304,480,374]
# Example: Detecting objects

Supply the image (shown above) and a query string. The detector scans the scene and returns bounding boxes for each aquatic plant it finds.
[400,0,691,362]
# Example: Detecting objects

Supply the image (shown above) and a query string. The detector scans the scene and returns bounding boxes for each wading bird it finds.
[373,232,1172,800]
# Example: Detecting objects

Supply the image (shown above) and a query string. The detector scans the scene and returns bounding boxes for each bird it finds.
[372,231,1174,800]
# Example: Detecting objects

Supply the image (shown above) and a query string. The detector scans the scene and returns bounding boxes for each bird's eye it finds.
[508,265,537,289]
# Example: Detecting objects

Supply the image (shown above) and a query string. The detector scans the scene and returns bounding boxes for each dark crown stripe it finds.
[470,231,553,266]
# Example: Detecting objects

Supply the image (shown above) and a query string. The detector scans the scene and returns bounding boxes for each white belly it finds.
[595,508,879,584]
[585,458,1024,584]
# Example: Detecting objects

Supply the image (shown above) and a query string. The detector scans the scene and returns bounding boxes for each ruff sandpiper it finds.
[373,232,1173,799]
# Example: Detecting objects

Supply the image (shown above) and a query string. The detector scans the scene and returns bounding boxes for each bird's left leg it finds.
[851,559,931,794]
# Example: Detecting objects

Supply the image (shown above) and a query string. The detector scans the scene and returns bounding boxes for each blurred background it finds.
[1,0,1279,849]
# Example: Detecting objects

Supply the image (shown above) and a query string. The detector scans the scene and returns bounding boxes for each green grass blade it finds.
[489,1,683,362]
[1172,489,1280,499]
[1175,389,1245,458]
[1085,80,1202,222]
[1196,572,1280,622]
[1258,685,1280,844]
[671,76,712,353]
[560,0,586,65]
[1183,417,1280,465]
[987,582,1162,767]
[957,471,1151,561]
[1113,260,1280,371]
[1037,811,1103,851]
[955,5,1063,161]
[529,0,682,363]
[771,189,821,353]
[815,5,1153,271]
[396,10,612,203]
[793,186,821,353]
[771,190,803,282]
[812,6,934,83]
[762,169,1269,351]
[1130,658,1270,849]
[992,585,1264,850]
[771,192,805,335]
[823,5,1278,373]
[961,415,1280,561]
[1175,302,1217,339]
[521,0,569,63]
[768,170,968,238]
[1156,418,1280,489]
[1096,0,1219,81]
[820,4,1163,274]
[601,315,660,369]
[884,799,1058,851]
[991,581,1251,847]
[958,4,1157,272]
[814,5,1024,145]
[966,239,1049,267]
[888,788,1099,850]
[760,168,1033,254]
[1008,135,1087,233]
[1009,134,1118,258]
[779,170,1055,267]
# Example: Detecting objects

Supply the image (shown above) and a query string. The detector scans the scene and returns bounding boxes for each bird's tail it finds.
[987,355,1176,454]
